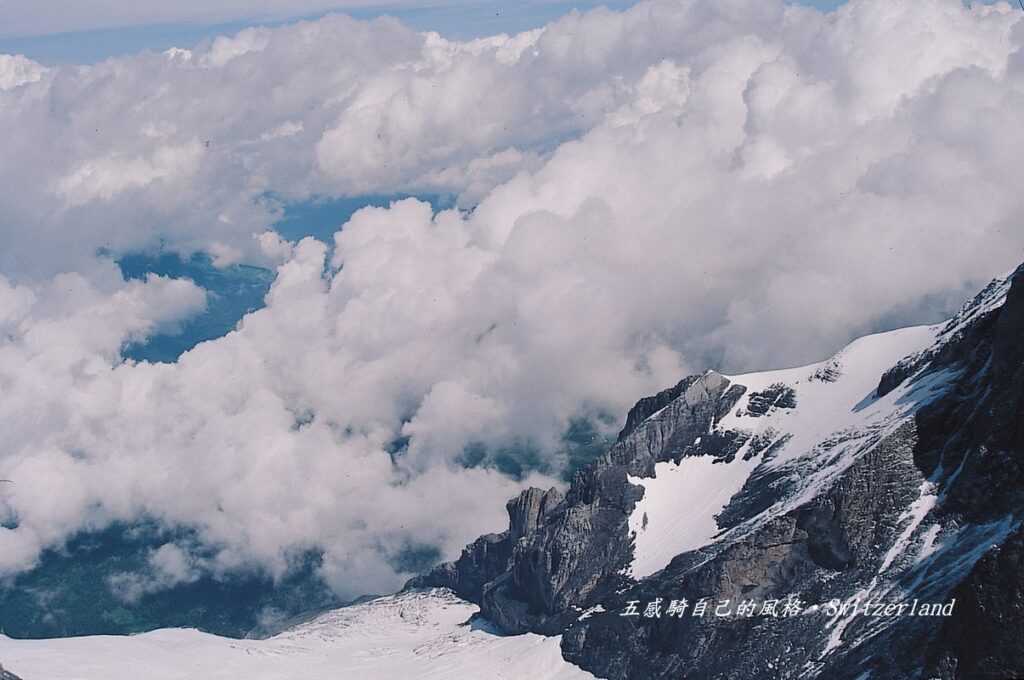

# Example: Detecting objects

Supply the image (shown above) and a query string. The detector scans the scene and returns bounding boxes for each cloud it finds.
[0,54,47,90]
[107,542,204,604]
[56,141,204,206]
[2,0,1024,600]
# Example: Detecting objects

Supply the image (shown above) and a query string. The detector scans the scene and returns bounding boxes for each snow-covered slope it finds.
[627,323,945,579]
[628,452,762,579]
[0,589,593,680]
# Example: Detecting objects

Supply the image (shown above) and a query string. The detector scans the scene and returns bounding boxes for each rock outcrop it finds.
[413,371,744,634]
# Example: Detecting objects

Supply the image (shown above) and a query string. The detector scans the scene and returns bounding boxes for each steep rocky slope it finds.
[411,263,1024,680]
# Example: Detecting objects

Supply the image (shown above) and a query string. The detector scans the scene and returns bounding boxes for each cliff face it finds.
[410,371,745,635]
[410,263,1024,680]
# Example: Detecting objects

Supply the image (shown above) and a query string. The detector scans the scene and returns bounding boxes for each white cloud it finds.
[0,54,47,90]
[107,542,204,603]
[56,141,204,206]
[2,0,1024,600]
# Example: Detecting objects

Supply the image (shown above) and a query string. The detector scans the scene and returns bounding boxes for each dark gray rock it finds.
[927,525,1024,679]
[743,383,797,416]
[405,530,512,602]
[406,485,565,603]
[617,376,699,442]
[508,487,564,541]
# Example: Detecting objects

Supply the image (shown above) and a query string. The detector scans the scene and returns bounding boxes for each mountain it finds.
[2,262,1022,679]
[410,262,1024,679]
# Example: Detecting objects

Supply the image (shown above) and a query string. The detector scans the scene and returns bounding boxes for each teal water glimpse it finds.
[119,194,454,363]
[270,193,455,244]
[119,252,274,363]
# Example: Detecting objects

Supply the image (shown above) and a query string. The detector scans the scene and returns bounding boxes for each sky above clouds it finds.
[0,0,847,62]
[1,1,639,62]
[0,0,844,38]
[1,0,1024,601]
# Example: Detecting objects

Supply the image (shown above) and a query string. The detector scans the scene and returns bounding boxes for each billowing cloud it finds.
[0,54,47,90]
[2,0,1024,599]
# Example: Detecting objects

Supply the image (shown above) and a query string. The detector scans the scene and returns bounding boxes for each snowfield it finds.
[0,589,593,680]
[627,323,945,579]
[628,453,762,579]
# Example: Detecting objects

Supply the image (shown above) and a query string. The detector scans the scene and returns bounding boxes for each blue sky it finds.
[1,0,846,64]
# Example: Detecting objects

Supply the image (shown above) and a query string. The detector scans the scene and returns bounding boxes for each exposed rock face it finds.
[508,487,565,541]
[616,376,700,441]
[406,531,511,603]
[742,382,797,416]
[413,371,745,634]
[409,263,1024,679]
[407,486,565,603]
[927,525,1024,679]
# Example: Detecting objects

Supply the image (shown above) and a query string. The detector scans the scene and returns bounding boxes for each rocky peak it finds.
[617,376,699,442]
[507,487,564,542]
[992,263,1024,375]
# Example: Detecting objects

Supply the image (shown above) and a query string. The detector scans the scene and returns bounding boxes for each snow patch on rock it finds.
[628,454,762,579]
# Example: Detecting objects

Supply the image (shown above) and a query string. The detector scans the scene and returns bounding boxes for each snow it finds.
[0,589,593,680]
[625,324,943,579]
[915,523,943,564]
[628,454,761,579]
[821,578,879,656]
[718,324,940,470]
[933,273,1013,346]
[880,480,938,573]
[576,604,606,621]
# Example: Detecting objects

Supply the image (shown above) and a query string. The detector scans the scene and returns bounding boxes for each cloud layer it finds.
[2,0,1024,598]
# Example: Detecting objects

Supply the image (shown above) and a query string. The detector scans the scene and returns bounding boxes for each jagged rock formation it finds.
[742,383,797,416]
[410,263,1024,679]
[412,370,746,635]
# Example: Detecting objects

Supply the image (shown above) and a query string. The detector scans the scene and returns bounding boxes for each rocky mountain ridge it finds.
[410,262,1024,680]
